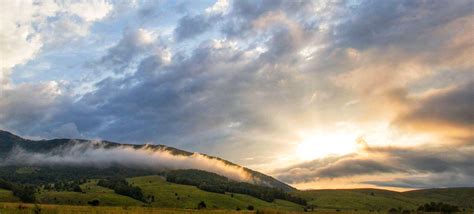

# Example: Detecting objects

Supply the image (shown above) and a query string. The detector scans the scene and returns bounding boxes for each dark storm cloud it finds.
[275,143,474,188]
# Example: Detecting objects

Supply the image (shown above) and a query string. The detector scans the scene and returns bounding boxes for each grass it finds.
[127,175,304,211]
[2,177,473,213]
[15,167,39,174]
[12,176,303,211]
[294,188,474,211]
[0,189,19,202]
[0,202,254,214]
[403,188,474,208]
[35,180,144,206]
[295,189,416,211]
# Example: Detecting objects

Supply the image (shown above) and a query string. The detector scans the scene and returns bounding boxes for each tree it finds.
[88,199,100,206]
[417,202,459,213]
[73,185,82,193]
[12,184,36,203]
[198,201,207,209]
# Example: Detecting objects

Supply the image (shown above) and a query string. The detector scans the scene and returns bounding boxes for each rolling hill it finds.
[1,130,473,213]
[0,130,293,191]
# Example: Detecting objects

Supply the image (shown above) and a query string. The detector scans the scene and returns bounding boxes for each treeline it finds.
[0,165,156,185]
[417,202,460,213]
[0,179,36,203]
[97,178,145,202]
[43,179,85,192]
[166,169,307,205]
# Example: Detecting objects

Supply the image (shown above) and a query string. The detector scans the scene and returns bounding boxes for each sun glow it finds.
[295,129,359,160]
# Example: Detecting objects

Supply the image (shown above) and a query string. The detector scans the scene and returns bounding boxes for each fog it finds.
[2,141,252,182]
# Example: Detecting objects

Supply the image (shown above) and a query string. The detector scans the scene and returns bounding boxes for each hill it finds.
[0,175,303,211]
[1,130,473,212]
[0,130,293,191]
[295,188,474,211]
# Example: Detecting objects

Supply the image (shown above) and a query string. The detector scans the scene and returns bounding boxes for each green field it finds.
[127,175,303,211]
[37,181,144,207]
[294,188,474,211]
[0,176,304,212]
[0,202,257,214]
[0,189,19,203]
[1,175,473,213]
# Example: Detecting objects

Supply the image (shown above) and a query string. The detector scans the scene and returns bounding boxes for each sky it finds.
[0,0,473,191]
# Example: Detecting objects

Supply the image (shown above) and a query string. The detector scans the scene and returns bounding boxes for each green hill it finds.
[403,188,474,208]
[0,130,293,192]
[295,188,474,211]
[1,130,473,212]
[0,176,302,211]
[295,189,416,211]
[0,189,19,203]
[128,175,303,210]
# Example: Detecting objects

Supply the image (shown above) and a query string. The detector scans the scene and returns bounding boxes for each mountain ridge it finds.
[0,129,294,191]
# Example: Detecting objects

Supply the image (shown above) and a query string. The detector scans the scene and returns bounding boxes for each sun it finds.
[295,130,359,160]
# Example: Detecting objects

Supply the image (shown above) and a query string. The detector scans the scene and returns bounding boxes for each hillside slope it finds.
[0,176,303,211]
[296,188,474,210]
[0,130,293,191]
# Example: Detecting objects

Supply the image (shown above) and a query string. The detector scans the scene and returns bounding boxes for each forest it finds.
[166,169,307,205]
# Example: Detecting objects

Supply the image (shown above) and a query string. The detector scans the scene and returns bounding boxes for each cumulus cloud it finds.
[2,141,252,182]
[0,81,66,133]
[99,28,156,73]
[0,0,113,133]
[0,0,113,73]
[205,0,230,15]
[0,0,472,187]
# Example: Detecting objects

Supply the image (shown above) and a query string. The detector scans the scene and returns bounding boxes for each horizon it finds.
[1,128,472,192]
[1,0,473,192]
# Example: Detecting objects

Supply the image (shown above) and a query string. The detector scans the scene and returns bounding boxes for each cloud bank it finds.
[275,141,474,189]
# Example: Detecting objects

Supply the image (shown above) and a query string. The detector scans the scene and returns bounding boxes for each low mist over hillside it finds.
[0,130,293,191]
[1,130,474,213]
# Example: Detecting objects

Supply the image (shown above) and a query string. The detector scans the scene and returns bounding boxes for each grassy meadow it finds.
[0,175,472,213]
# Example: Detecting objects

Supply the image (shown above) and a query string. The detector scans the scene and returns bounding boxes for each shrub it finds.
[88,199,100,206]
[198,201,207,209]
[247,205,255,210]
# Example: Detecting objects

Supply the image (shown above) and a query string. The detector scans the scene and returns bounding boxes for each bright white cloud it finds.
[0,0,113,87]
[62,0,113,22]
[205,0,230,15]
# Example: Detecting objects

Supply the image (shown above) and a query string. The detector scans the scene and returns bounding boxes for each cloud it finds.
[0,0,113,74]
[2,141,252,182]
[0,81,66,134]
[274,142,474,188]
[394,82,474,137]
[363,172,474,189]
[174,14,212,41]
[62,0,113,22]
[335,0,473,51]
[0,0,472,180]
[99,28,156,73]
[206,0,230,15]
